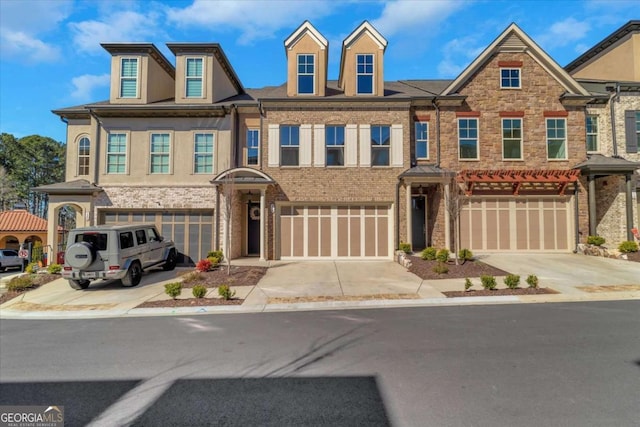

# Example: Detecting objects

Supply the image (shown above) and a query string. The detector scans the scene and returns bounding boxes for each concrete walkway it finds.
[1,253,638,319]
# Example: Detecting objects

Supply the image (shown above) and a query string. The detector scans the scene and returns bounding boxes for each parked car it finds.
[0,249,27,271]
[62,224,177,290]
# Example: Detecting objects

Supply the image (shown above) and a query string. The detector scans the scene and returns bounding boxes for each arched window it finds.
[78,137,90,175]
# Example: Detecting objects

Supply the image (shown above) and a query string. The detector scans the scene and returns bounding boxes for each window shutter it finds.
[299,124,312,166]
[345,124,358,167]
[391,124,403,167]
[624,110,638,153]
[268,124,279,167]
[314,125,325,167]
[359,124,371,166]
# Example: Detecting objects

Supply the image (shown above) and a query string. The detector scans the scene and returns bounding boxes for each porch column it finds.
[260,188,266,261]
[444,183,451,250]
[625,174,634,241]
[588,174,596,236]
[405,183,412,248]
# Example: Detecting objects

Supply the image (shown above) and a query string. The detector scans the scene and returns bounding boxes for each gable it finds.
[568,32,640,81]
[442,23,589,96]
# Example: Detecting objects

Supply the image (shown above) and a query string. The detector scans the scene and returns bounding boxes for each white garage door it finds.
[460,197,572,251]
[279,205,391,259]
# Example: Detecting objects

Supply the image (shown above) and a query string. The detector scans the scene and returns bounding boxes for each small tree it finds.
[220,174,236,276]
[443,173,467,265]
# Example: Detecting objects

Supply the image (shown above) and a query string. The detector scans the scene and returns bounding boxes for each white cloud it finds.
[371,0,466,37]
[0,0,71,62]
[437,36,484,78]
[69,10,164,54]
[165,0,334,44]
[70,74,110,101]
[536,18,590,49]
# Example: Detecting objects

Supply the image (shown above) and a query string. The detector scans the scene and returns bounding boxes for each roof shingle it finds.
[0,210,48,232]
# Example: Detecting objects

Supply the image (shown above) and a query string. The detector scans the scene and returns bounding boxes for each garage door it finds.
[279,205,391,258]
[101,210,214,263]
[460,197,572,251]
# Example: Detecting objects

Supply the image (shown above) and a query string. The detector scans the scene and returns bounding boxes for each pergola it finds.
[456,169,581,196]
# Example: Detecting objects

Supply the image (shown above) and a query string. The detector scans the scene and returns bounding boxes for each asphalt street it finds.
[1,301,639,426]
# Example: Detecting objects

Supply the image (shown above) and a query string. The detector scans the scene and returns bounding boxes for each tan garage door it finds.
[460,197,572,251]
[279,205,391,258]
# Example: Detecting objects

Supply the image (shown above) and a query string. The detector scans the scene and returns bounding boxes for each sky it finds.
[0,0,637,144]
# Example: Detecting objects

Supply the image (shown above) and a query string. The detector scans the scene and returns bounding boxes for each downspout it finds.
[259,100,264,171]
[396,178,402,253]
[215,183,221,251]
[87,108,101,186]
[609,82,620,156]
[433,99,441,167]
[573,181,580,253]
[231,104,239,168]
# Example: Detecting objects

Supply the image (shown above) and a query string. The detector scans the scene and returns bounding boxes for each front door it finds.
[412,196,426,250]
[247,202,260,255]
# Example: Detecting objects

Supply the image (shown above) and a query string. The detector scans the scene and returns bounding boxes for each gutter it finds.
[609,82,620,156]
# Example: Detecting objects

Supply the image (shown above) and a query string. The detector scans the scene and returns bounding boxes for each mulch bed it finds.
[625,251,640,262]
[136,297,243,308]
[408,256,510,280]
[0,274,60,306]
[444,288,558,298]
[177,265,267,288]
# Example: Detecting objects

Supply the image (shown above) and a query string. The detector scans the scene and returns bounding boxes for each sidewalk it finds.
[1,254,639,319]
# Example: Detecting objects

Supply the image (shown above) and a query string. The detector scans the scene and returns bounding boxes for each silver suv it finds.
[62,224,177,290]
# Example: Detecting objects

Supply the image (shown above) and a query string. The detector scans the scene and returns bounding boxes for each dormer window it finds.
[297,54,314,94]
[120,58,139,98]
[500,68,520,88]
[356,54,374,94]
[186,57,203,98]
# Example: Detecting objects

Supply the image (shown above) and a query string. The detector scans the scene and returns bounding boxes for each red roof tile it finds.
[0,210,48,232]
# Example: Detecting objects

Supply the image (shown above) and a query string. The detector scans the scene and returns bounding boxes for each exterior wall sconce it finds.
[270,203,275,213]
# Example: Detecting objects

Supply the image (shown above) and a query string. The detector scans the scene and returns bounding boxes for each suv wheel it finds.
[163,250,177,271]
[121,262,142,287]
[69,279,90,290]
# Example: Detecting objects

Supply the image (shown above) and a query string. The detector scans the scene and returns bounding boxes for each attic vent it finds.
[499,34,526,51]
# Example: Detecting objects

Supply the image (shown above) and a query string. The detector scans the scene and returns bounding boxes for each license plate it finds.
[83,272,97,278]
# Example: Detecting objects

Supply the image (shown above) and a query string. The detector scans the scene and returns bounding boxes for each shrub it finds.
[436,249,450,263]
[25,262,38,274]
[480,275,497,290]
[458,248,473,261]
[464,277,473,291]
[164,282,182,299]
[433,261,449,275]
[587,235,606,246]
[181,271,204,284]
[192,285,207,299]
[195,258,212,272]
[421,247,437,261]
[398,242,411,254]
[207,250,224,262]
[526,274,539,289]
[218,284,236,300]
[618,240,639,253]
[47,263,62,274]
[207,256,221,266]
[6,275,35,291]
[504,274,520,289]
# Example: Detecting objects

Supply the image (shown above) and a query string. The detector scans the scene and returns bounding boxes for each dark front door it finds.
[247,202,260,255]
[412,196,426,250]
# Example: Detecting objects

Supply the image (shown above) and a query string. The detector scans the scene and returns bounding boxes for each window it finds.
[247,129,259,165]
[415,122,428,159]
[135,229,147,245]
[280,125,300,166]
[120,58,138,98]
[297,54,314,94]
[502,119,522,159]
[194,133,214,174]
[78,137,90,175]
[458,119,478,159]
[356,54,374,94]
[371,125,390,166]
[119,232,134,249]
[326,125,345,166]
[107,133,127,174]
[586,115,598,152]
[546,118,567,159]
[150,133,170,174]
[186,57,203,97]
[500,68,520,88]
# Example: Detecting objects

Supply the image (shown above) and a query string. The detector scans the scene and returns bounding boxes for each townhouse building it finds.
[39,20,638,264]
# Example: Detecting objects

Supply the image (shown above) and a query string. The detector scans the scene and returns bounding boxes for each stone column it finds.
[260,188,266,261]
[625,174,634,241]
[588,174,596,236]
